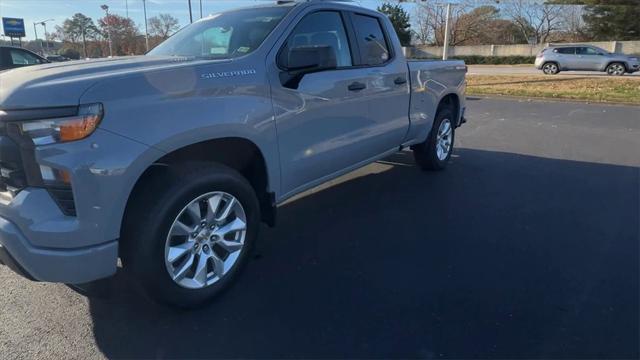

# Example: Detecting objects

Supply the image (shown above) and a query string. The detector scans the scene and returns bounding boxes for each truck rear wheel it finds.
[121,162,260,308]
[412,107,455,171]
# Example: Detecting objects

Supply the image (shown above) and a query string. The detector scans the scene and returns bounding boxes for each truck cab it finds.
[0,0,466,307]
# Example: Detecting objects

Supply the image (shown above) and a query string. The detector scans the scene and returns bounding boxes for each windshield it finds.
[148,6,291,59]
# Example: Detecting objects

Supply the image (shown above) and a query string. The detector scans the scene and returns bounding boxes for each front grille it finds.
[0,122,76,216]
[0,126,27,197]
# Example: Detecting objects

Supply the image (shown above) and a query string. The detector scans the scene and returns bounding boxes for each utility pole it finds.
[125,0,129,18]
[33,22,43,54]
[37,19,54,54]
[143,0,149,52]
[442,2,451,60]
[188,0,193,23]
[42,21,49,53]
[101,5,113,57]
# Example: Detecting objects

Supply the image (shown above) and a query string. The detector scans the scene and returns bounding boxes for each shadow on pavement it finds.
[88,149,639,359]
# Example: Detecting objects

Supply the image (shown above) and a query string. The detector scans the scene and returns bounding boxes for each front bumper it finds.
[0,215,117,283]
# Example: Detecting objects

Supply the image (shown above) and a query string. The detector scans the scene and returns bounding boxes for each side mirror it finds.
[598,53,605,56]
[280,45,337,89]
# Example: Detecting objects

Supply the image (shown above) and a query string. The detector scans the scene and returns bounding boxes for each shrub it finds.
[409,54,536,65]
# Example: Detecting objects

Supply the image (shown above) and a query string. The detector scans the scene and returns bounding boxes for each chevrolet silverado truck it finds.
[0,0,466,307]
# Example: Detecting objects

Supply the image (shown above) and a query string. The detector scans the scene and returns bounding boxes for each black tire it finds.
[542,62,560,75]
[121,162,260,308]
[606,62,626,76]
[412,107,455,171]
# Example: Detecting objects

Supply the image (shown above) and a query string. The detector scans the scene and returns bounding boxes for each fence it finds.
[405,40,640,58]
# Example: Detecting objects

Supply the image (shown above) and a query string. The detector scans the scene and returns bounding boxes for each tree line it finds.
[379,0,640,47]
[52,12,180,59]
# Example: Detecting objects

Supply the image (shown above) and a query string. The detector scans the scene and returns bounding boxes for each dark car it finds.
[46,54,71,62]
[0,46,49,71]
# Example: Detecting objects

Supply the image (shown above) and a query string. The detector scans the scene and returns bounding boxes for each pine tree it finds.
[377,3,412,46]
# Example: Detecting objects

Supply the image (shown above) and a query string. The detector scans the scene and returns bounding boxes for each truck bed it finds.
[404,59,467,145]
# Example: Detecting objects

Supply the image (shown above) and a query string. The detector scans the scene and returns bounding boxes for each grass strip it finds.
[466,75,640,104]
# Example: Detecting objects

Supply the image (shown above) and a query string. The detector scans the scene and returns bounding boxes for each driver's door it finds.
[269,10,379,196]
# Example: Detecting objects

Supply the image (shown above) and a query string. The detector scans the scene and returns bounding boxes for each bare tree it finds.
[557,4,586,42]
[503,0,563,44]
[148,14,180,39]
[414,1,500,46]
[412,5,433,45]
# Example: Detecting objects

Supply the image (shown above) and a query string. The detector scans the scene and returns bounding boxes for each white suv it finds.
[535,45,640,76]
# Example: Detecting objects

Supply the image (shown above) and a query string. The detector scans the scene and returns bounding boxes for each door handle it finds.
[394,77,407,85]
[348,82,366,91]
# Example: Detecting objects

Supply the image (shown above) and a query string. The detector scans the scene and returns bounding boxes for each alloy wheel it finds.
[436,118,453,161]
[543,63,558,74]
[607,63,625,76]
[164,191,247,289]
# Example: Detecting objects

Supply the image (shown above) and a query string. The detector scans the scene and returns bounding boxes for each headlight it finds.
[18,103,103,145]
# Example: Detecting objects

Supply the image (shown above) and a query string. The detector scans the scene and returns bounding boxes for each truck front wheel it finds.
[412,107,455,171]
[121,162,260,308]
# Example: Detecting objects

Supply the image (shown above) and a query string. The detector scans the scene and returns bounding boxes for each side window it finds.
[10,49,41,65]
[351,14,390,66]
[279,11,352,68]
[555,47,575,55]
[577,47,597,55]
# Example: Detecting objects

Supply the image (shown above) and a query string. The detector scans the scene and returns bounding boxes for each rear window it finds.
[554,47,575,54]
[9,49,42,65]
[351,14,390,66]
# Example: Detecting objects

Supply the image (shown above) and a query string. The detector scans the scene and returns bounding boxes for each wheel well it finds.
[438,93,460,123]
[123,138,275,234]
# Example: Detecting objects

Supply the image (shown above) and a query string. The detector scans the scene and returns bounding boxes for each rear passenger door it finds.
[348,12,410,146]
[554,47,577,69]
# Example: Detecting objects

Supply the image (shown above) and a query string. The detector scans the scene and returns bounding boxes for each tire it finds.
[542,62,560,75]
[606,62,626,76]
[412,107,455,171]
[121,162,260,308]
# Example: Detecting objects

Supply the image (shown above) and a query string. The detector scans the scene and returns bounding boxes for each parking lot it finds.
[1,97,638,359]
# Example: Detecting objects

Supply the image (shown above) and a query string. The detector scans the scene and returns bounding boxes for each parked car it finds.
[535,45,640,75]
[0,46,49,71]
[0,0,466,307]
[46,55,71,62]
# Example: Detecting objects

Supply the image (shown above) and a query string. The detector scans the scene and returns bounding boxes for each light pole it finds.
[199,0,203,19]
[38,19,54,54]
[442,3,451,60]
[101,4,113,57]
[33,22,43,54]
[188,0,193,23]
[143,0,149,52]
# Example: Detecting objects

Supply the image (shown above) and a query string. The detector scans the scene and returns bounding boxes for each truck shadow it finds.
[87,148,639,359]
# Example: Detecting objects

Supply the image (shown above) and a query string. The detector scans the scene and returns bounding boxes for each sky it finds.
[0,0,411,41]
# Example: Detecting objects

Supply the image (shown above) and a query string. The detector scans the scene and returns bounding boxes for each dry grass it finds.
[466,75,640,104]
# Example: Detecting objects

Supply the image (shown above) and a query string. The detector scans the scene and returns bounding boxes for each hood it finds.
[0,55,219,110]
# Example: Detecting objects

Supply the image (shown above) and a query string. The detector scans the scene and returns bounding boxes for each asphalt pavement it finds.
[468,64,640,77]
[1,98,639,359]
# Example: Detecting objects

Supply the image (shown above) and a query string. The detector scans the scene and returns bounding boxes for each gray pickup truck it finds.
[0,0,466,307]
